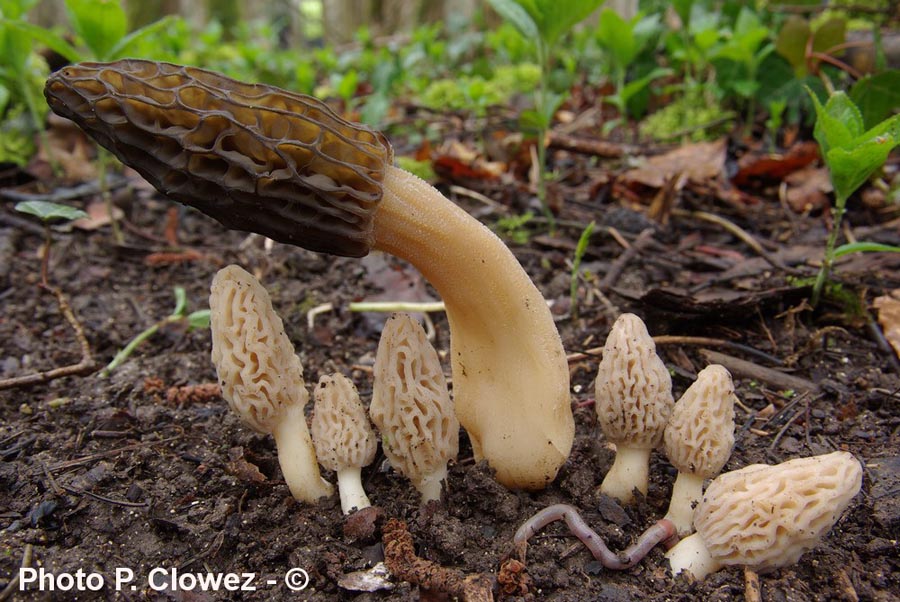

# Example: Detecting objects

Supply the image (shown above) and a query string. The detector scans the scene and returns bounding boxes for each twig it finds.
[699,349,817,392]
[306,302,334,330]
[349,301,446,313]
[599,228,656,291]
[382,518,493,602]
[513,504,677,569]
[567,335,784,366]
[62,485,150,508]
[675,209,798,273]
[744,567,762,602]
[47,436,181,472]
[0,283,95,390]
[0,544,33,602]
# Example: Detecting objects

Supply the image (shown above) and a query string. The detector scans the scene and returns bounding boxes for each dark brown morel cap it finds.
[44,59,393,257]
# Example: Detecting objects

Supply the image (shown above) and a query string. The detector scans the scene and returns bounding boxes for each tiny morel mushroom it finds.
[665,451,863,580]
[594,313,674,503]
[311,373,378,514]
[44,59,573,491]
[209,264,332,503]
[370,313,458,503]
[663,364,737,535]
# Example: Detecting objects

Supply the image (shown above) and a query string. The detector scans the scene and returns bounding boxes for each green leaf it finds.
[485,0,539,41]
[826,126,900,202]
[808,89,863,159]
[0,81,9,114]
[65,0,127,60]
[0,19,82,62]
[812,17,845,54]
[172,286,187,317]
[106,15,178,59]
[775,16,810,75]
[187,309,211,330]
[14,200,88,222]
[597,8,637,68]
[849,70,900,130]
[833,241,900,258]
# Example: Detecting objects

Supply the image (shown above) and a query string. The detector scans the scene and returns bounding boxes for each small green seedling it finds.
[569,220,595,319]
[101,286,210,377]
[807,88,900,306]
[14,200,87,285]
[486,0,604,231]
[3,200,94,389]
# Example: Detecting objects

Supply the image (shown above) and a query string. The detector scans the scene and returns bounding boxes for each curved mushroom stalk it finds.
[44,59,574,490]
[374,169,573,490]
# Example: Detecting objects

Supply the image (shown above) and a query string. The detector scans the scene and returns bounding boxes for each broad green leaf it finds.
[485,0,539,41]
[620,67,671,109]
[849,70,900,129]
[597,8,636,68]
[0,19,82,62]
[812,16,845,54]
[533,0,605,47]
[106,15,178,59]
[827,129,899,201]
[833,241,900,258]
[187,309,211,330]
[14,200,88,222]
[65,0,127,60]
[808,89,863,159]
[775,16,810,74]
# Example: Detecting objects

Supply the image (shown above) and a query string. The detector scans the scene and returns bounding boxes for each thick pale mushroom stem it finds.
[599,446,652,502]
[335,467,370,515]
[666,533,720,579]
[273,404,334,502]
[373,167,574,490]
[664,472,705,536]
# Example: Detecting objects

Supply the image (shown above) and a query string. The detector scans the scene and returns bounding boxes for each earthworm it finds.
[513,503,678,569]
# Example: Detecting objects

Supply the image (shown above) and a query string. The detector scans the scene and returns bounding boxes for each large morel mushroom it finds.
[45,59,574,491]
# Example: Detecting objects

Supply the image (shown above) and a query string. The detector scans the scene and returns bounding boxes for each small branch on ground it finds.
[0,282,95,391]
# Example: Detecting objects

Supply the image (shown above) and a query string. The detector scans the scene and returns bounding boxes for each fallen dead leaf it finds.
[71,199,124,231]
[785,166,832,213]
[732,141,819,187]
[620,139,727,189]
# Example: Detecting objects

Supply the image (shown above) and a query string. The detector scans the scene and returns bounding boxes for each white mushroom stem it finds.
[600,446,651,503]
[664,472,706,536]
[665,532,721,580]
[415,465,448,505]
[272,404,334,502]
[372,166,573,491]
[336,466,371,514]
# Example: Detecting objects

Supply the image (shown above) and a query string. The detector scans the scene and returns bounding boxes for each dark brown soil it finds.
[1,166,899,601]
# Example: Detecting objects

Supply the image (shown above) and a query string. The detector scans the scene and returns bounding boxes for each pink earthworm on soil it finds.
[513,503,679,569]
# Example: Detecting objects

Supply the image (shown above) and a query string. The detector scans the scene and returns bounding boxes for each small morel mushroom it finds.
[44,59,573,491]
[370,313,458,503]
[209,264,332,503]
[665,451,863,580]
[594,313,674,503]
[311,373,378,514]
[662,364,737,535]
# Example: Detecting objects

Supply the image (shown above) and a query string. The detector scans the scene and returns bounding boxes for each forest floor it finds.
[1,113,899,601]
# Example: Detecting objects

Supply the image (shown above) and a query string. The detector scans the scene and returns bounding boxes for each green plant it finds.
[569,220,595,319]
[594,8,667,123]
[807,88,900,307]
[494,211,535,244]
[486,0,604,232]
[0,0,50,166]
[101,286,210,377]
[0,201,95,390]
